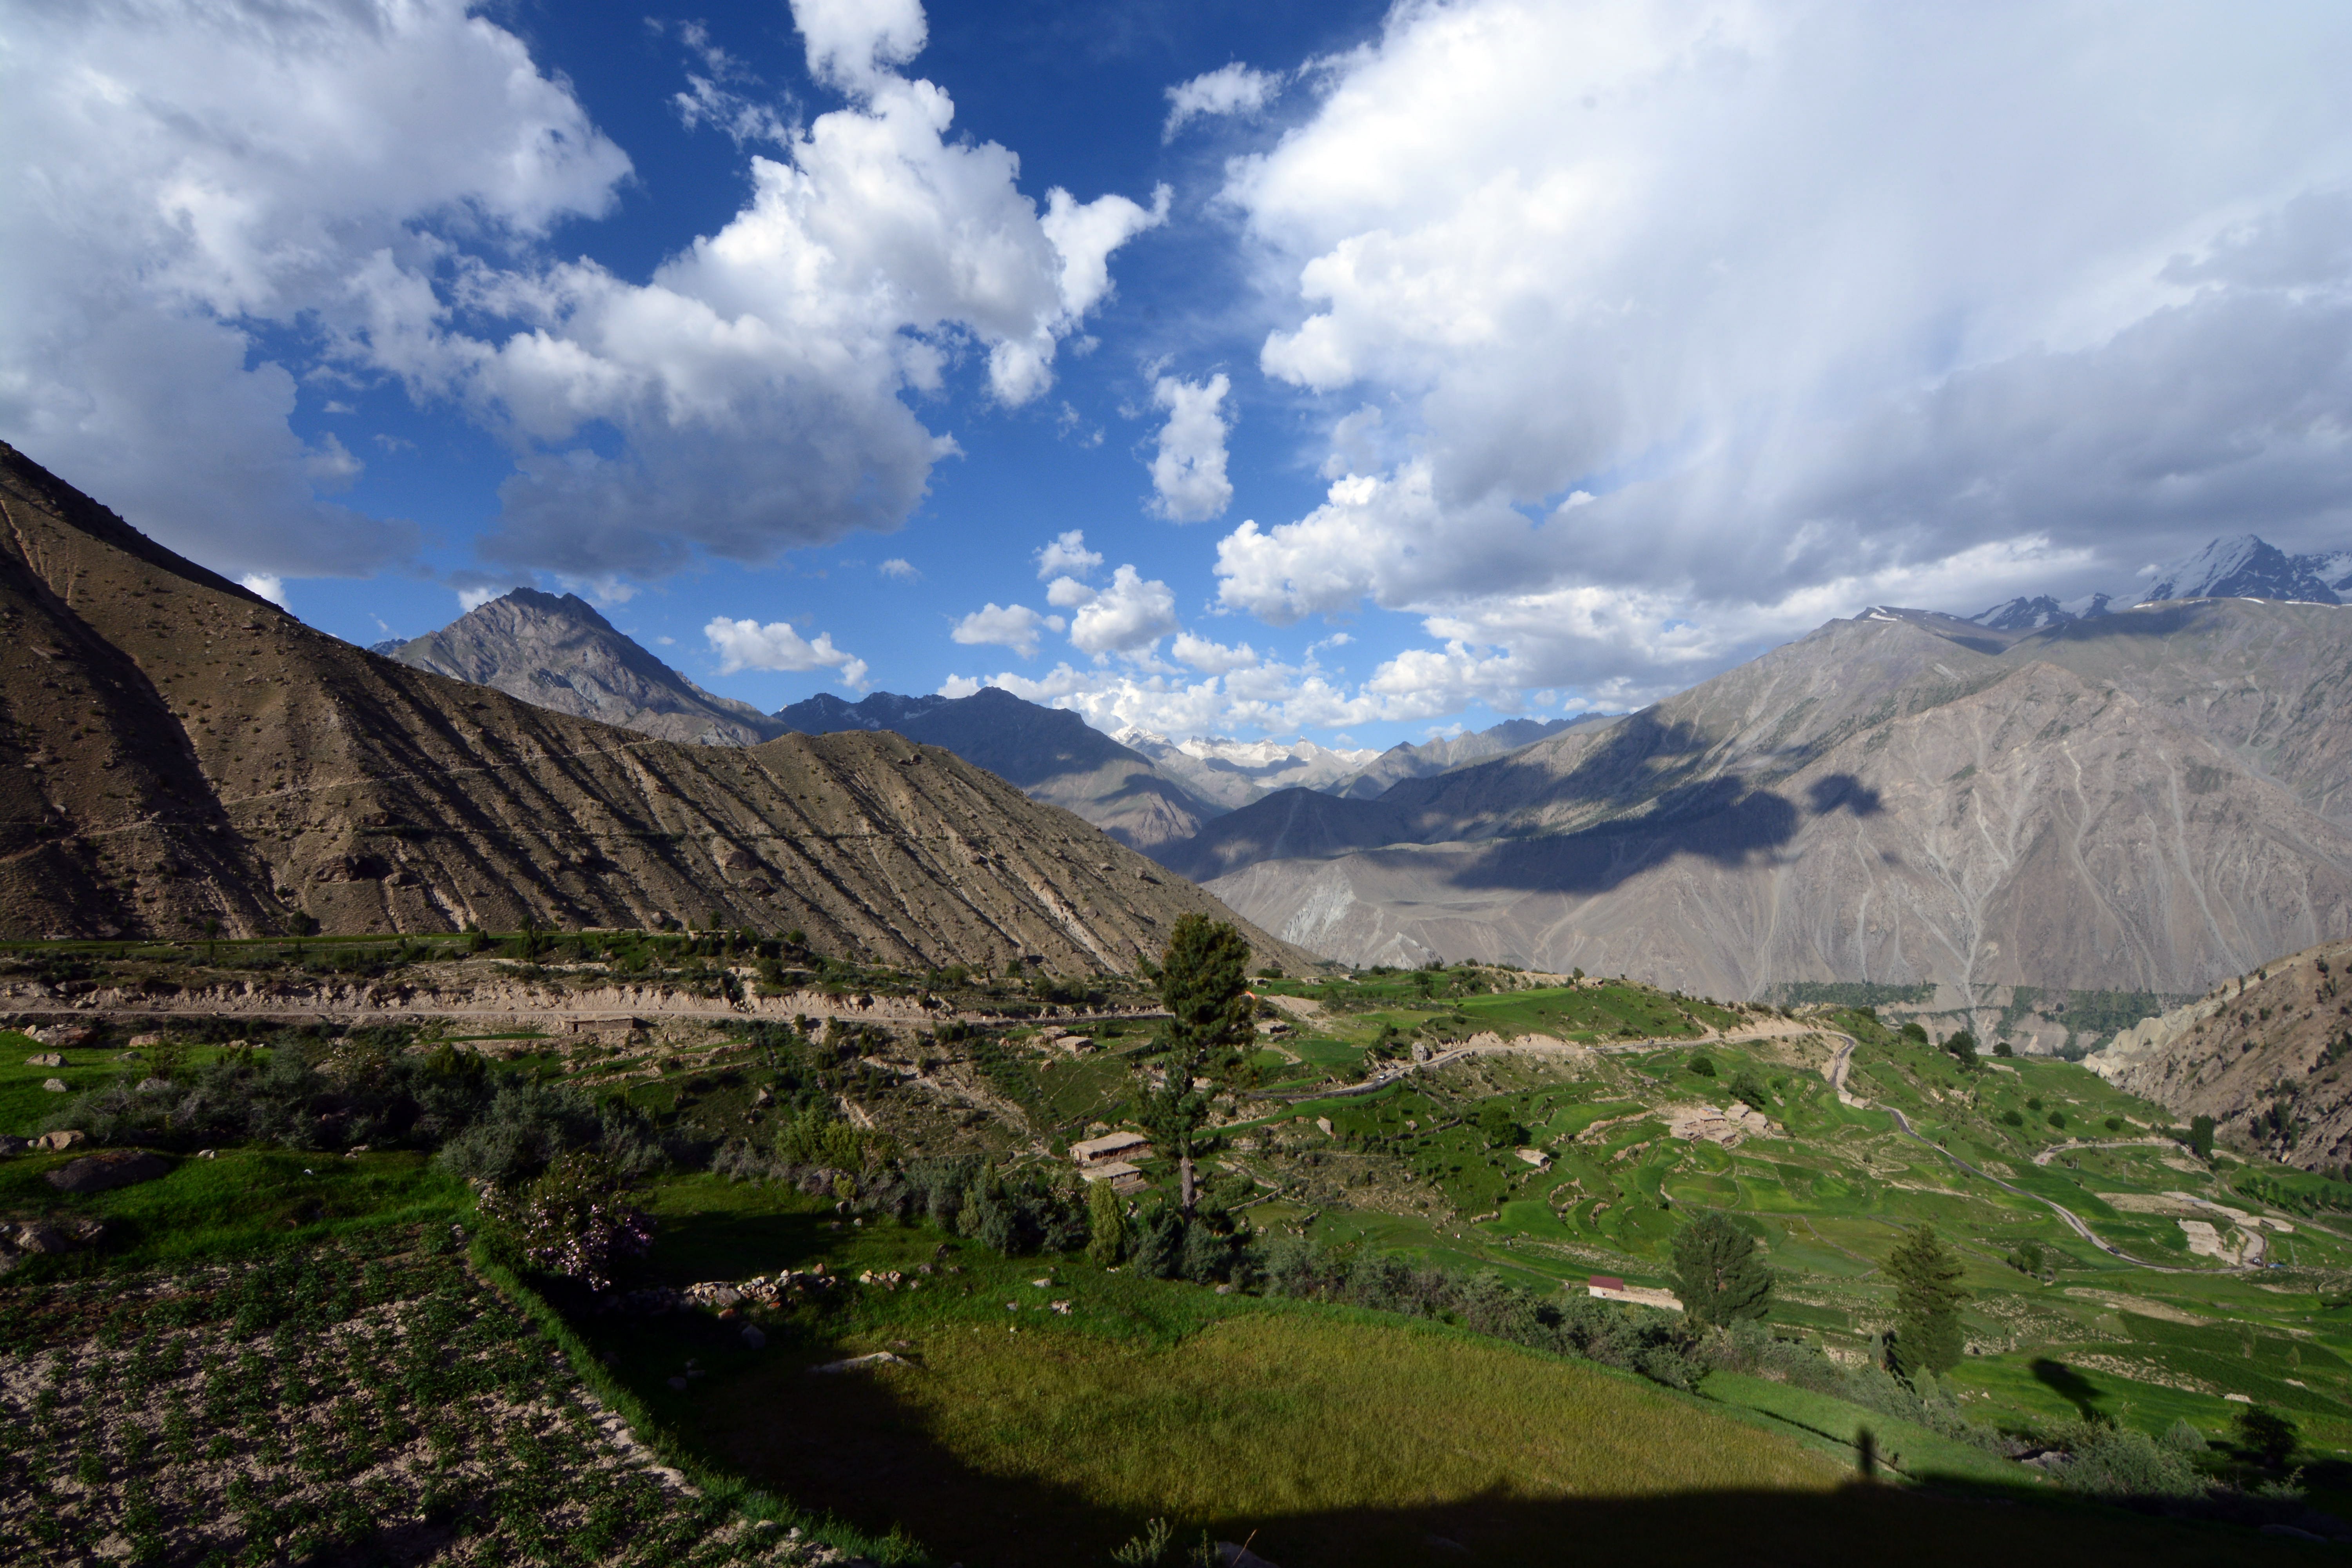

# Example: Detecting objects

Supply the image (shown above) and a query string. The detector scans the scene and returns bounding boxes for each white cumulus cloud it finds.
[1171,632,1258,674]
[0,0,629,581]
[951,602,1058,658]
[1067,564,1179,657]
[1218,0,2352,698]
[705,615,869,686]
[1035,529,1103,579]
[1163,63,1282,140]
[1147,372,1234,523]
[0,0,1169,590]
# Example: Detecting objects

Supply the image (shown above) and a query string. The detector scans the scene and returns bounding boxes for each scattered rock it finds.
[136,1077,172,1094]
[811,1352,908,1374]
[127,1032,166,1049]
[0,1134,25,1155]
[740,1325,767,1350]
[44,1149,172,1194]
[33,1131,84,1151]
[195,1149,218,1160]
[6,1221,72,1254]
[1218,1544,1283,1568]
[24,1053,63,1068]
[41,1078,68,1093]
[753,1086,774,1107]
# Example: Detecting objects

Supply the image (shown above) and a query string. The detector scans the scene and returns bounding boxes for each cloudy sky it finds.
[6,0,2351,746]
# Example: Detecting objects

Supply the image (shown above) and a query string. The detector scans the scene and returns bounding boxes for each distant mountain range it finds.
[377,590,1594,855]
[1965,533,2352,632]
[360,535,2352,998]
[1189,596,2352,997]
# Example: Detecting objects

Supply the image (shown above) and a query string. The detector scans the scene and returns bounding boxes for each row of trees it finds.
[1670,1209,1969,1374]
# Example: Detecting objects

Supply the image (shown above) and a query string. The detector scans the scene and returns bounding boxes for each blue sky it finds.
[7,1,2352,747]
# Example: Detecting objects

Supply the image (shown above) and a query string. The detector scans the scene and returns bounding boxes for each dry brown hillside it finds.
[0,442,1308,973]
[1188,603,2352,997]
[2091,937,2352,1168]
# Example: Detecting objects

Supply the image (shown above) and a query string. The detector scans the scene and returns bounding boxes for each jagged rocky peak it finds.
[1966,592,2113,632]
[383,588,784,747]
[1960,533,2351,630]
[2136,534,2352,606]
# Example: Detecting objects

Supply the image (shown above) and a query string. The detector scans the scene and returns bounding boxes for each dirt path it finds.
[2032,1136,2179,1167]
[1878,1100,2206,1270]
[1267,1026,1815,1102]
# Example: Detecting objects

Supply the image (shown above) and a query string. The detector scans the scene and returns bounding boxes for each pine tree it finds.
[1138,915,1256,1214]
[1670,1210,1774,1327]
[1886,1224,1969,1375]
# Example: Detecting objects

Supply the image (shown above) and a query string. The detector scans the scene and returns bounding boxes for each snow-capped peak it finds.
[2138,535,2344,606]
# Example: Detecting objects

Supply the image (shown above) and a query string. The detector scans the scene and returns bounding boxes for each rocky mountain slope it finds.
[385,589,783,746]
[0,441,1306,973]
[776,687,1217,854]
[1181,600,2352,998]
[2090,938,2352,1171]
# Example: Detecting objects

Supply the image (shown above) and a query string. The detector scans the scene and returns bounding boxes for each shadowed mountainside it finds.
[1186,602,2352,998]
[0,442,1308,973]
[385,588,784,746]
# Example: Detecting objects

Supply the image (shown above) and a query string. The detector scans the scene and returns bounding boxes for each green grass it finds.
[1700,1371,2028,1485]
[698,1310,1845,1567]
[0,1146,466,1272]
[0,1028,118,1136]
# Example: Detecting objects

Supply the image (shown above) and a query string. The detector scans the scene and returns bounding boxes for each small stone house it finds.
[1071,1130,1152,1167]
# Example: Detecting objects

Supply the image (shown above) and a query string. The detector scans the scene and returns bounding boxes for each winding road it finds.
[1823,1028,2206,1271]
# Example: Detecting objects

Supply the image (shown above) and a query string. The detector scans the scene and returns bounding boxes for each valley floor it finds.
[5,948,2348,1564]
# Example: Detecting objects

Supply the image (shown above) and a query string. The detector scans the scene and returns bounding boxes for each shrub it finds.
[1688,1054,1717,1077]
[2160,1418,2208,1454]
[1475,1102,1525,1148]
[481,1150,654,1293]
[436,1082,663,1186]
[953,1167,1088,1258]
[2055,1420,2206,1499]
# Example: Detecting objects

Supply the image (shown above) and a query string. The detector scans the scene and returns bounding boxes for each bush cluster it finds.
[53,1036,671,1187]
[1252,1237,1702,1386]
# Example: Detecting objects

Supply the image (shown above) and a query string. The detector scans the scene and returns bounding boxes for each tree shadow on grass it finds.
[2030,1356,2104,1419]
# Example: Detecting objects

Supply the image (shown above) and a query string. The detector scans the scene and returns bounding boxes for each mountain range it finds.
[1180,597,2352,999]
[374,590,1588,853]
[0,442,1307,973]
[1967,533,2352,632]
[326,522,2352,1000]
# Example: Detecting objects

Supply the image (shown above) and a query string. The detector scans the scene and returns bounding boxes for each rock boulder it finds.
[44,1149,172,1194]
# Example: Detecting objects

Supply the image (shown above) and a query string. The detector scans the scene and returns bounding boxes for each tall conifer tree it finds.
[1887,1224,1969,1374]
[1136,916,1256,1214]
[1671,1210,1775,1327]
